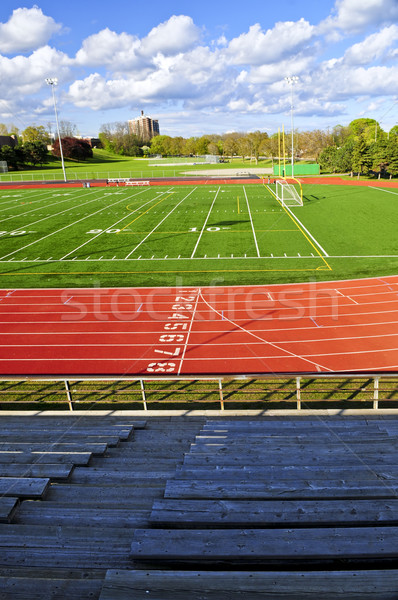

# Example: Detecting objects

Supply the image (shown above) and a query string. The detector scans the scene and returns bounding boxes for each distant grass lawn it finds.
[0,150,273,181]
[0,182,397,289]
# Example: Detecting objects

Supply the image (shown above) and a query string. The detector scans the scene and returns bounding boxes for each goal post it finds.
[275,178,303,207]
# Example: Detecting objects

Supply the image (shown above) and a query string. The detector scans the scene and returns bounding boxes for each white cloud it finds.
[0,46,71,98]
[75,15,200,73]
[343,25,398,64]
[75,28,145,71]
[321,0,398,34]
[226,19,315,65]
[140,15,200,56]
[69,45,228,110]
[0,7,61,54]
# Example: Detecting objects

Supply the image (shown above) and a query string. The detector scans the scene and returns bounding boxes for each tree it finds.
[335,140,354,173]
[196,136,210,155]
[150,135,172,156]
[52,137,93,161]
[182,137,198,156]
[99,122,142,156]
[0,145,25,169]
[351,136,372,175]
[389,125,398,141]
[349,118,381,144]
[331,124,351,146]
[22,125,50,145]
[207,142,220,155]
[319,145,338,173]
[222,133,240,157]
[23,141,48,166]
[247,131,269,164]
[372,139,398,177]
[59,120,77,137]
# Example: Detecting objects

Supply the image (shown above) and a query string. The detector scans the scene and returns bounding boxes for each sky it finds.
[0,0,398,138]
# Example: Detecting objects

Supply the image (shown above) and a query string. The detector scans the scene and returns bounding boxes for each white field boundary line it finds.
[0,188,151,261]
[3,254,398,264]
[61,189,172,261]
[266,184,329,257]
[0,189,85,223]
[368,186,398,195]
[198,290,332,372]
[190,187,220,259]
[125,187,197,260]
[243,185,260,258]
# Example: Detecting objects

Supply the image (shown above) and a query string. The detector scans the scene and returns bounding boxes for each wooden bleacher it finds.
[1,413,398,598]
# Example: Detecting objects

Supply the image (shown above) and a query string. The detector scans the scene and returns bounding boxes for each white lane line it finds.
[243,186,260,258]
[190,188,220,259]
[199,290,332,372]
[177,288,201,375]
[125,187,197,259]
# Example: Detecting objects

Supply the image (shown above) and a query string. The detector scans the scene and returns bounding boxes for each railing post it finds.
[218,379,224,410]
[296,376,301,410]
[140,379,147,410]
[373,377,379,410]
[64,380,73,411]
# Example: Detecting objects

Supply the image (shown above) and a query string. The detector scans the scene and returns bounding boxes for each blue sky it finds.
[0,0,397,138]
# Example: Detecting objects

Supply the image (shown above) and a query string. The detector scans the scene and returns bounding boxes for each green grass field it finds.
[0,182,397,288]
[0,151,268,181]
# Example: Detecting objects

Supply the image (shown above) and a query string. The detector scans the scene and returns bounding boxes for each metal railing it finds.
[0,374,397,411]
[0,169,213,182]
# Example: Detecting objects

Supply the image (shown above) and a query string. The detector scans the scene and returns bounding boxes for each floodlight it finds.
[45,77,66,182]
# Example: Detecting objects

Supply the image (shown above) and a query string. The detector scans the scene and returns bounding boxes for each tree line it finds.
[0,121,92,169]
[1,118,397,177]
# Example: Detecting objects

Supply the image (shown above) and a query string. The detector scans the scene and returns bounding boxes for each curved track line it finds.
[198,290,332,373]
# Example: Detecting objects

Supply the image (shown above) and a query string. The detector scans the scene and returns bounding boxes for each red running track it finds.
[1,276,398,376]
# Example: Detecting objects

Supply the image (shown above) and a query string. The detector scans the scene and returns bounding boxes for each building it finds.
[128,110,159,141]
[0,134,18,148]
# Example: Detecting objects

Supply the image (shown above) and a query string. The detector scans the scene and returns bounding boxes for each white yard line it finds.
[0,188,149,261]
[0,189,52,208]
[190,187,220,259]
[61,189,165,260]
[177,288,201,375]
[0,190,84,223]
[125,187,197,259]
[243,185,260,258]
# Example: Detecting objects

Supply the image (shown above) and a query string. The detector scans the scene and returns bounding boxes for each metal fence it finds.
[0,170,202,182]
[0,374,397,411]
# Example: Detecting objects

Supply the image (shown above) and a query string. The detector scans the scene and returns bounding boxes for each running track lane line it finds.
[177,288,201,375]
[197,289,332,373]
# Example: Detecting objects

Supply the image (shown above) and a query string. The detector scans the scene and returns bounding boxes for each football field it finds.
[0,182,397,288]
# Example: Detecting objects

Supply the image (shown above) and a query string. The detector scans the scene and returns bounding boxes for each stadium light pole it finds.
[45,78,67,182]
[285,76,299,178]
